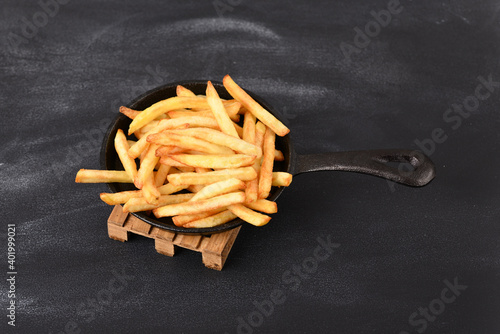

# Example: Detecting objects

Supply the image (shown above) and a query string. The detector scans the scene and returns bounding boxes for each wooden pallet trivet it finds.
[107,205,241,270]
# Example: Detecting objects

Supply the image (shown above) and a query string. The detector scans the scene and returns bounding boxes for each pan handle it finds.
[294,149,436,187]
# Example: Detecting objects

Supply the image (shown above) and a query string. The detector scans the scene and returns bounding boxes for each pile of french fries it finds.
[75,75,292,228]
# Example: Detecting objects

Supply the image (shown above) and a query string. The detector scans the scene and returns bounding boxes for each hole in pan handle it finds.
[292,149,436,187]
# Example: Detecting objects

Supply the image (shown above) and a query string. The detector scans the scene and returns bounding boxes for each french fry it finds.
[176,85,196,97]
[169,154,256,169]
[139,120,160,133]
[172,208,226,226]
[128,96,211,135]
[148,132,234,155]
[155,146,185,156]
[128,116,217,159]
[258,126,275,199]
[228,204,271,226]
[153,191,245,218]
[186,168,210,193]
[223,74,290,136]
[123,193,194,213]
[168,108,240,122]
[183,210,238,228]
[206,81,239,138]
[190,178,246,202]
[245,121,266,203]
[100,190,143,205]
[154,164,171,187]
[175,166,196,173]
[272,172,293,187]
[242,110,256,145]
[187,184,205,193]
[274,149,284,161]
[159,156,191,167]
[245,199,277,214]
[75,169,132,183]
[167,167,257,186]
[120,106,140,119]
[233,122,244,138]
[114,129,138,181]
[134,144,160,189]
[99,183,186,205]
[161,128,261,157]
[142,172,160,204]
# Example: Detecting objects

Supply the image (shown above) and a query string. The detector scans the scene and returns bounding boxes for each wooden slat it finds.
[108,205,128,227]
[175,234,203,251]
[107,222,128,242]
[203,229,233,255]
[153,227,176,242]
[127,215,152,236]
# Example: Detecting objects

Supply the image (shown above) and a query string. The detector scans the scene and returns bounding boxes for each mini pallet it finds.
[107,205,241,270]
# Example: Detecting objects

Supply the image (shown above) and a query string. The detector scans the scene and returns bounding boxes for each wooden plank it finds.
[108,205,128,227]
[202,226,241,270]
[153,227,176,242]
[203,229,233,255]
[155,238,175,257]
[107,222,128,242]
[175,234,203,251]
[127,215,152,236]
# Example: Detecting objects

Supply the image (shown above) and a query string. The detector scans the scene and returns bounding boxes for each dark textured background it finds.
[1,0,499,333]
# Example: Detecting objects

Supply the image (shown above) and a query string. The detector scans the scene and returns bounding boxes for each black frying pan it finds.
[101,81,435,234]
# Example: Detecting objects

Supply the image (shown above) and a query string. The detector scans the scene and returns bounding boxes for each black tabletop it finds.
[2,1,499,333]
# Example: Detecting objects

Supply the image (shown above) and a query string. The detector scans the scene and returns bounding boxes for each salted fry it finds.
[154,164,171,187]
[120,106,140,119]
[153,191,245,218]
[167,167,257,186]
[134,144,160,189]
[123,193,194,213]
[128,116,217,159]
[242,110,256,145]
[183,210,238,228]
[142,172,160,204]
[159,156,191,167]
[176,85,196,97]
[258,127,275,199]
[168,108,240,122]
[99,183,186,205]
[274,149,284,161]
[223,74,290,136]
[75,169,132,183]
[169,154,256,169]
[162,128,261,157]
[190,178,246,202]
[228,204,271,226]
[172,208,226,226]
[245,122,266,202]
[148,132,234,155]
[245,199,277,214]
[128,96,211,135]
[155,146,185,156]
[272,172,293,187]
[206,81,239,138]
[114,129,138,181]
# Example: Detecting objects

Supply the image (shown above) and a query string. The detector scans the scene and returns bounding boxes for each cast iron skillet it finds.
[101,81,436,235]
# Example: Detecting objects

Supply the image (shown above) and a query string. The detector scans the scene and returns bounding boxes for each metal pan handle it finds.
[293,149,436,187]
